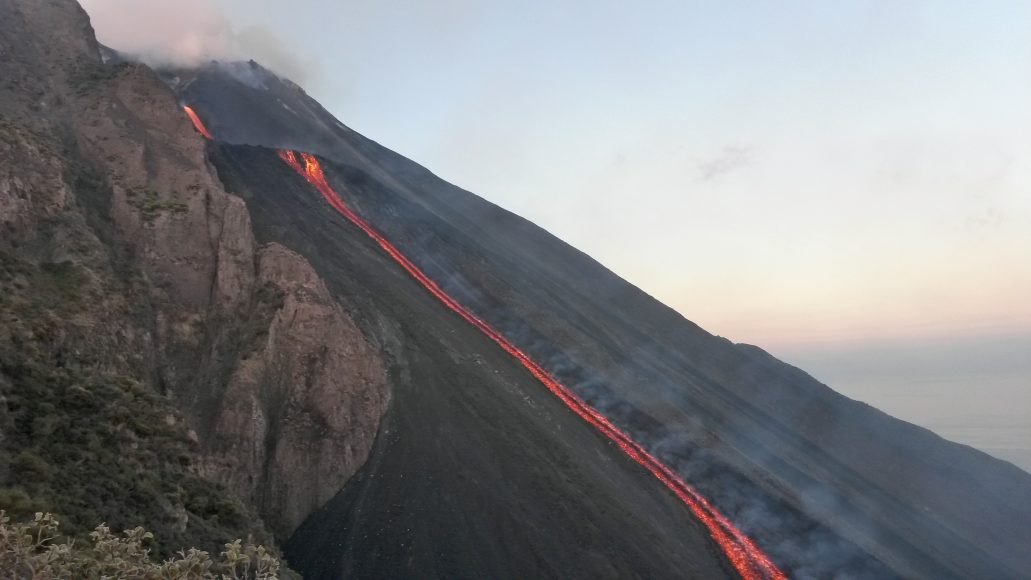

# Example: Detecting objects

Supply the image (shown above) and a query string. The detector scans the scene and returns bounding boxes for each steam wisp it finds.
[82,0,313,84]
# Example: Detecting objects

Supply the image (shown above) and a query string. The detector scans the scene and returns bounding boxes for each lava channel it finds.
[183,105,214,140]
[178,104,786,579]
[270,147,788,580]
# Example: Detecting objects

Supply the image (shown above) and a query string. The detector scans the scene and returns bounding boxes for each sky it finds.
[81,1,1030,466]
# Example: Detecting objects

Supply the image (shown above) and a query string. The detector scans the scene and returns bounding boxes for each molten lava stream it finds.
[183,105,214,140]
[277,148,787,580]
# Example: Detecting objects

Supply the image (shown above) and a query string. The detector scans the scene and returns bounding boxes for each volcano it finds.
[168,60,1031,579]
[2,1,1030,577]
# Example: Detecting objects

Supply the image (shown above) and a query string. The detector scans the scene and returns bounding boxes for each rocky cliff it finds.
[0,0,389,554]
[4,1,1030,579]
[202,243,389,538]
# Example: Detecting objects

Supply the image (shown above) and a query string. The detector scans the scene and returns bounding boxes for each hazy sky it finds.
[82,0,1031,350]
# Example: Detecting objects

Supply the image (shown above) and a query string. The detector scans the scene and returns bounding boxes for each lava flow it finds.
[276,148,787,580]
[183,105,214,140]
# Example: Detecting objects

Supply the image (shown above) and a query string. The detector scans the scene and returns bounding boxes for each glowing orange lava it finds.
[278,148,787,580]
[183,105,213,140]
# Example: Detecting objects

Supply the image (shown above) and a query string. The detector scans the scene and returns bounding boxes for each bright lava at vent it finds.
[275,147,788,580]
[183,105,213,140]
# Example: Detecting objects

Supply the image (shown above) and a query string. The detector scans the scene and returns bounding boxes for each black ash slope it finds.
[180,61,1031,579]
[212,145,736,579]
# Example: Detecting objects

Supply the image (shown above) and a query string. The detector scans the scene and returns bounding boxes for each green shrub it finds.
[0,490,49,521]
[0,222,294,575]
[9,452,52,483]
[127,188,189,220]
[37,261,84,300]
[0,511,281,579]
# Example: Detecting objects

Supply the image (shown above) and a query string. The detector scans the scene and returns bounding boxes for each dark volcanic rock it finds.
[184,61,1031,579]
[212,145,735,579]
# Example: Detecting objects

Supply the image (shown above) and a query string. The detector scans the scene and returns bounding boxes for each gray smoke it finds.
[347,186,900,577]
[79,0,316,85]
[697,144,757,182]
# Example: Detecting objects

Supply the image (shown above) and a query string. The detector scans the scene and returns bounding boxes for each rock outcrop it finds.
[203,243,389,538]
[0,0,390,549]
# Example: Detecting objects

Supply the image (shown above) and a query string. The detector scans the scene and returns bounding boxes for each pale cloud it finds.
[81,0,234,65]
[79,0,314,84]
[696,145,756,182]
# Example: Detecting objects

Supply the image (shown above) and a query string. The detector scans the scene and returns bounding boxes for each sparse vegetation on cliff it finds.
[0,249,271,559]
[125,187,189,220]
[0,511,281,579]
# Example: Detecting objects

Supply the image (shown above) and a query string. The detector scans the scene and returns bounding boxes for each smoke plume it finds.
[79,0,315,84]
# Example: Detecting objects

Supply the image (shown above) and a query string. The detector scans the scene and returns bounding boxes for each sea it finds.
[776,332,1031,474]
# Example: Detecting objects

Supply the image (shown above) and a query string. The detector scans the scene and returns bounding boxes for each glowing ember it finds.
[279,148,787,580]
[182,105,213,140]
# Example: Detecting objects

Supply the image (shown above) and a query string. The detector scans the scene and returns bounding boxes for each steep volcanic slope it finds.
[176,62,1031,579]
[211,145,737,579]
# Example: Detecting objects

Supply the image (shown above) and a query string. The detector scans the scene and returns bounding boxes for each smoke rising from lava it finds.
[268,146,787,579]
[79,0,315,84]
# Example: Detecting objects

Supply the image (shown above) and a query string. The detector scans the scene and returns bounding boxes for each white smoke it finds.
[79,0,315,84]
